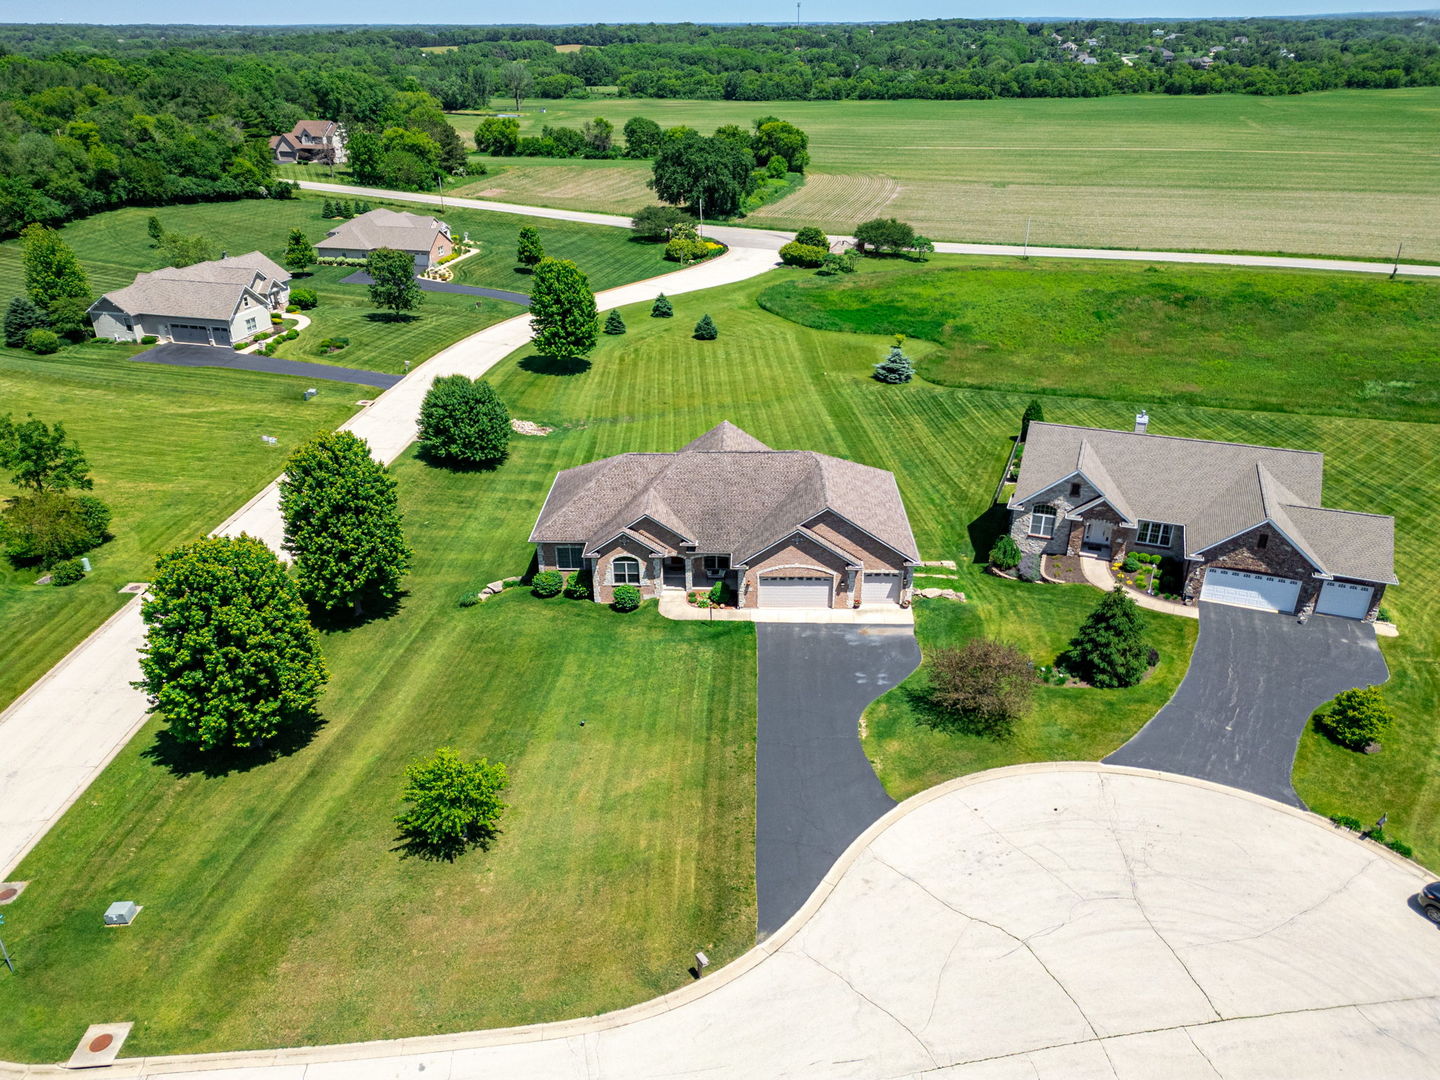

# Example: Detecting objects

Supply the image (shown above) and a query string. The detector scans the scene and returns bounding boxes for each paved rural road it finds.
[298,180,1440,278]
[14,765,1440,1079]
[340,269,530,305]
[134,341,400,389]
[755,622,919,937]
[1106,604,1389,806]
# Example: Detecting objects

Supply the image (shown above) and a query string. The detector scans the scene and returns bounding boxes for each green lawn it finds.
[867,566,1198,801]
[1,445,757,1061]
[0,343,361,715]
[758,256,1440,423]
[446,90,1440,259]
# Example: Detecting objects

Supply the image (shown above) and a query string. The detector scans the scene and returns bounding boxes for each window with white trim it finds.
[612,556,641,584]
[1030,505,1057,539]
[1135,520,1174,548]
[245,317,258,332]
[703,555,730,573]
[555,544,583,571]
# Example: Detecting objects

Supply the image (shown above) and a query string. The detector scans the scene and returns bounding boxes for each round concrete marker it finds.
[88,1033,114,1053]
[0,889,15,902]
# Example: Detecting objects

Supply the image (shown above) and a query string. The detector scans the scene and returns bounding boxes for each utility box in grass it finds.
[103,901,138,926]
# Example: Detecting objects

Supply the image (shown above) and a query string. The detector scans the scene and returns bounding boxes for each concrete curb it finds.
[3,762,1430,1077]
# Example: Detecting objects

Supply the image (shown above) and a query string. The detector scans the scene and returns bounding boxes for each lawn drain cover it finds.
[66,1023,132,1068]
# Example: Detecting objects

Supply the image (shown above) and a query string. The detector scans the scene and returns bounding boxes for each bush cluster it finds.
[988,534,1022,570]
[290,288,318,310]
[531,570,564,598]
[49,558,85,585]
[779,241,827,268]
[1313,685,1393,751]
[611,584,641,612]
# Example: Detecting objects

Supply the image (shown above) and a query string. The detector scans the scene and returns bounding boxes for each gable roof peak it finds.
[679,421,771,454]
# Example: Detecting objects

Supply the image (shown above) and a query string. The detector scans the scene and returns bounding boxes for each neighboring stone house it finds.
[87,252,291,348]
[270,120,348,165]
[316,208,453,270]
[529,422,921,609]
[1007,418,1396,622]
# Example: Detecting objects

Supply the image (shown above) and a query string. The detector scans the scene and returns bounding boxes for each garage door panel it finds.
[170,323,212,345]
[1200,568,1301,614]
[759,575,833,609]
[863,572,901,606]
[1316,581,1373,620]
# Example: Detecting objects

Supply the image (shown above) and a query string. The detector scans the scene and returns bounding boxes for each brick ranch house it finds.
[269,119,347,165]
[1007,418,1396,622]
[316,208,453,270]
[530,422,920,609]
[86,252,290,348]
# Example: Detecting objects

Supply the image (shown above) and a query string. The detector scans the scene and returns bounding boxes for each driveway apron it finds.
[755,622,920,937]
[1106,603,1388,806]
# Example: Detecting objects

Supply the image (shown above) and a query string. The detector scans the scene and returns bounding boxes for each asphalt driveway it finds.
[756,622,920,937]
[340,270,530,305]
[1106,603,1389,806]
[134,342,400,388]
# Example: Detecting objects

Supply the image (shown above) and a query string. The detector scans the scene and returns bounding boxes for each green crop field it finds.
[759,255,1440,422]
[447,89,1440,259]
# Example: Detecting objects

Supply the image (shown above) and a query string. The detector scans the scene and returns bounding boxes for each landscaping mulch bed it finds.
[1042,555,1091,584]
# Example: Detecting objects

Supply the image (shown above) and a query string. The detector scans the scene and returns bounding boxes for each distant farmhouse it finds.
[270,120,347,165]
[317,208,453,269]
[88,252,290,348]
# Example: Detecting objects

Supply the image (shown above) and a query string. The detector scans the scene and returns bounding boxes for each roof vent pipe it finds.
[1134,410,1149,434]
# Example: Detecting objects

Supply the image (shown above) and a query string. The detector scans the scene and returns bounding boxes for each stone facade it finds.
[1009,476,1113,558]
[740,533,854,609]
[1182,526,1319,615]
[591,535,662,606]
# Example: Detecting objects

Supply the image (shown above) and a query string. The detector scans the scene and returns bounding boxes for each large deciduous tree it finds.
[622,116,663,158]
[279,431,412,617]
[528,257,598,360]
[21,224,89,315]
[649,132,755,218]
[365,247,422,318]
[752,119,810,172]
[500,62,532,112]
[135,534,328,752]
[417,375,511,466]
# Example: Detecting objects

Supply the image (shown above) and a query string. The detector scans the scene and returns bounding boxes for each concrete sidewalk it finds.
[657,591,914,625]
[6,765,1437,1078]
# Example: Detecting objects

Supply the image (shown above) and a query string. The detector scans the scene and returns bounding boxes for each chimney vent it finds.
[1135,410,1149,434]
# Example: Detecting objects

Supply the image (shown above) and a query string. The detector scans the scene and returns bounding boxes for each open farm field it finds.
[449,89,1440,259]
[759,255,1440,422]
[448,157,655,214]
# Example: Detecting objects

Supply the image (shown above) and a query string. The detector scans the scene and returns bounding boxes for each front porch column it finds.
[650,555,663,591]
[684,558,694,592]
[845,567,859,607]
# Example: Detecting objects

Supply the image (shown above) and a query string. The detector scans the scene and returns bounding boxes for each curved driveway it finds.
[12,765,1440,1079]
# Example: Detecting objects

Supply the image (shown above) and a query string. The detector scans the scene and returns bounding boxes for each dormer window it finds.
[1257,533,1269,549]
[1069,482,1082,497]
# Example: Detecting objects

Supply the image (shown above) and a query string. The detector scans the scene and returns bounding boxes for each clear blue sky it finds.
[32,3,1438,26]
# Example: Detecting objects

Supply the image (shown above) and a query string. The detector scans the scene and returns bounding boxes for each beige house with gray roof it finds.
[530,422,920,609]
[270,120,347,165]
[1007,417,1396,621]
[88,252,291,348]
[316,208,452,269]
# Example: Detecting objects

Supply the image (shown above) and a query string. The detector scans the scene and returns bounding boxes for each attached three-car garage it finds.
[1200,568,1301,614]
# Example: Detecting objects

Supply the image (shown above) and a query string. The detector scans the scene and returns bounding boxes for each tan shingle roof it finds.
[1012,422,1395,584]
[92,251,286,322]
[531,423,919,563]
[316,209,448,255]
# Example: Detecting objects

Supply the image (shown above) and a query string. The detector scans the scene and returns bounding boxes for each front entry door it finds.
[1084,520,1112,545]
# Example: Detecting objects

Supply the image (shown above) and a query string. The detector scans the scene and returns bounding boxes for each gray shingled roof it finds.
[316,208,447,254]
[1011,422,1395,584]
[93,252,287,322]
[531,423,920,563]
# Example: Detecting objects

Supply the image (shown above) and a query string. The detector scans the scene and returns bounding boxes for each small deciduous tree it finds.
[926,638,1036,736]
[501,61,532,112]
[603,309,627,335]
[135,534,328,752]
[630,205,691,240]
[474,117,520,156]
[581,116,614,153]
[4,297,48,348]
[394,747,509,861]
[0,492,111,567]
[1314,685,1394,751]
[279,431,412,617]
[529,257,598,360]
[873,340,914,383]
[366,247,422,318]
[1021,400,1046,441]
[693,313,718,340]
[0,414,93,494]
[515,226,544,270]
[651,293,673,318]
[622,116,663,158]
[417,375,511,466]
[853,217,917,256]
[157,232,217,268]
[794,226,829,249]
[283,228,316,274]
[1065,588,1152,689]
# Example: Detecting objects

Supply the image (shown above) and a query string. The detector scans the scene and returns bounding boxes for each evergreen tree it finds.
[20,224,90,314]
[873,341,914,383]
[515,226,544,270]
[603,309,627,335]
[283,227,316,274]
[146,215,165,245]
[693,313,718,340]
[279,431,412,617]
[322,197,335,217]
[4,296,48,348]
[135,534,328,752]
[1065,588,1152,689]
[337,200,350,217]
[651,293,673,318]
[528,257,598,360]
[365,248,422,317]
[1021,400,1046,441]
[417,375,511,465]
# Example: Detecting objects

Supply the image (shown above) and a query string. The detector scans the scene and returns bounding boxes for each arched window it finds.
[1030,505,1058,539]
[613,556,642,584]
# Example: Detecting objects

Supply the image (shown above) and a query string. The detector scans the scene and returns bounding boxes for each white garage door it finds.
[170,323,212,345]
[1316,580,1373,620]
[759,575,832,608]
[1200,568,1302,614]
[862,572,902,606]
